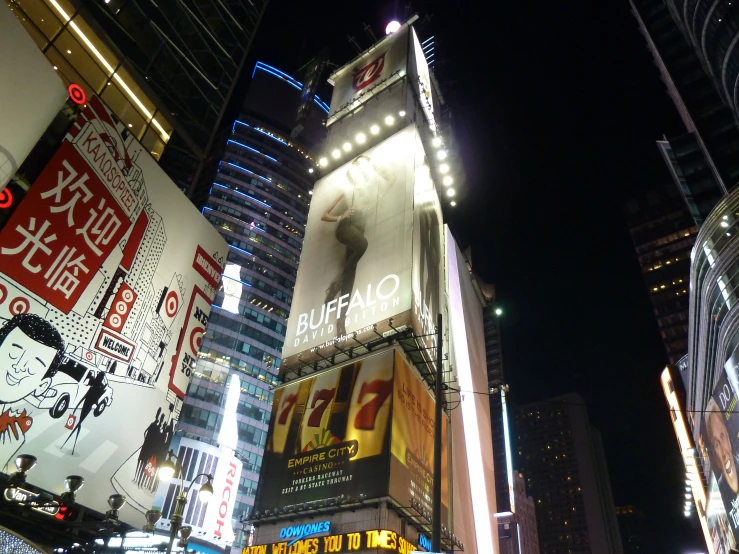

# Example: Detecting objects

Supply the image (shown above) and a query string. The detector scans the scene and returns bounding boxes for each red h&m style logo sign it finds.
[352,52,387,91]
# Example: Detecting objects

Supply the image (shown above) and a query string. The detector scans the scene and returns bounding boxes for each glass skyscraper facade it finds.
[176,61,326,548]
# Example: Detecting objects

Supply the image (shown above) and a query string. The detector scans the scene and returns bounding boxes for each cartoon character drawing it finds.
[0,313,64,469]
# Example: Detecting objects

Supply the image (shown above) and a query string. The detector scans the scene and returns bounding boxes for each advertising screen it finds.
[254,348,447,516]
[282,126,425,370]
[327,27,409,126]
[0,96,227,523]
[701,360,739,546]
[707,472,738,554]
[388,350,448,519]
[0,2,67,191]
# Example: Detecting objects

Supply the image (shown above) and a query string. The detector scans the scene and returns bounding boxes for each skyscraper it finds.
[515,394,623,554]
[175,61,323,550]
[615,506,648,554]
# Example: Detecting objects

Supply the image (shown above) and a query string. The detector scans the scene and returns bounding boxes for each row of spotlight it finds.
[310,111,457,206]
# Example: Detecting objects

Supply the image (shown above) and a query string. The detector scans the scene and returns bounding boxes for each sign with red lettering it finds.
[192,245,222,289]
[95,328,135,362]
[168,286,210,399]
[0,142,130,313]
[204,451,242,540]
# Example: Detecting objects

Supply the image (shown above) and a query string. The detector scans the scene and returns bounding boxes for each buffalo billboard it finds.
[254,348,447,516]
[327,26,410,126]
[282,124,443,371]
[0,96,227,523]
[0,2,67,192]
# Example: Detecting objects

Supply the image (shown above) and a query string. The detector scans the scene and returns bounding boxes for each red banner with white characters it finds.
[169,285,210,399]
[0,142,130,313]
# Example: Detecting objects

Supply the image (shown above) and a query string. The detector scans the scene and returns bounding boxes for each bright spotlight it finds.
[432,136,443,148]
[443,176,453,186]
[439,163,449,174]
[495,308,503,316]
[308,168,314,174]
[450,201,456,207]
[331,149,341,159]
[319,157,328,167]
[308,190,313,195]
[437,150,448,160]
[355,133,366,144]
[384,115,395,126]
[446,188,455,197]
[721,221,730,228]
[399,110,406,117]
[342,142,352,152]
[386,20,401,35]
[370,124,380,135]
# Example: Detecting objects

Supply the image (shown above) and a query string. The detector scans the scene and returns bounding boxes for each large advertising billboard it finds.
[327,27,410,126]
[254,348,447,514]
[0,2,67,191]
[0,96,227,523]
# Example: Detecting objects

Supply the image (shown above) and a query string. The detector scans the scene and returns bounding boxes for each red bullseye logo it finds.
[121,288,134,303]
[165,290,179,318]
[189,326,205,353]
[0,188,12,209]
[68,84,86,105]
[9,297,30,316]
[109,314,122,328]
[85,351,93,361]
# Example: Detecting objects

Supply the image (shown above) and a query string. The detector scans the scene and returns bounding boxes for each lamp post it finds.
[157,450,213,554]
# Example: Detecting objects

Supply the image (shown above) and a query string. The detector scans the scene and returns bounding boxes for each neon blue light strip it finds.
[203,206,213,211]
[234,120,250,129]
[222,274,253,287]
[229,244,251,255]
[501,389,516,513]
[422,36,434,45]
[227,162,254,175]
[228,139,261,155]
[253,127,288,145]
[213,183,272,208]
[254,61,330,113]
[313,98,330,113]
[258,66,302,91]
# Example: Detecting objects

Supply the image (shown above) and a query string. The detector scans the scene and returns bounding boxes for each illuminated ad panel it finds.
[408,27,436,134]
[661,367,714,554]
[0,2,67,192]
[698,358,739,550]
[243,528,418,554]
[327,26,410,126]
[282,125,424,370]
[0,95,226,524]
[388,350,449,522]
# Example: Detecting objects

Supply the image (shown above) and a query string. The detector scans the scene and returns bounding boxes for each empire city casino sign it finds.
[242,529,418,554]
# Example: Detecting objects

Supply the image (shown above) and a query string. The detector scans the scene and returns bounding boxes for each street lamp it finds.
[157,450,213,554]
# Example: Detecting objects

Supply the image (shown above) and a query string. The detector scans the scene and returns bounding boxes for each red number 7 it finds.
[307,388,336,427]
[354,379,393,430]
[278,393,297,424]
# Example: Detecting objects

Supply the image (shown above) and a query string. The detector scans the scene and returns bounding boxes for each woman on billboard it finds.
[321,155,397,337]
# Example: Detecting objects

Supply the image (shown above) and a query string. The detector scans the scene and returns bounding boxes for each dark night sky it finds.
[251,0,702,551]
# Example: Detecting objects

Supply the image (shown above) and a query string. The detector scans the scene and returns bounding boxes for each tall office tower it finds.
[615,506,648,554]
[631,0,739,222]
[6,0,267,201]
[173,61,324,551]
[515,394,623,554]
[625,186,698,365]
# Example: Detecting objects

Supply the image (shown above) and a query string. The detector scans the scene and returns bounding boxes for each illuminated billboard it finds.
[0,96,226,524]
[327,27,410,126]
[0,2,67,191]
[254,348,447,515]
[282,125,429,369]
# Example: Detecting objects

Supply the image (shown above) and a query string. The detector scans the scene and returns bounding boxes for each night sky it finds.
[250,0,701,551]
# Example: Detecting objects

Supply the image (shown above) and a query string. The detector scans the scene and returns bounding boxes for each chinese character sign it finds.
[0,95,226,525]
[0,142,130,313]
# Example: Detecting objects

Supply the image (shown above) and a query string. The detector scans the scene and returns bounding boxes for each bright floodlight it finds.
[386,21,401,35]
[495,308,503,316]
[432,136,443,148]
[331,149,341,159]
[450,201,456,207]
[308,168,314,173]
[384,115,395,126]
[446,188,456,197]
[319,157,328,167]
[198,479,214,502]
[439,163,449,174]
[721,221,730,228]
[342,142,352,152]
[158,459,176,483]
[443,176,453,186]
[399,110,406,117]
[437,150,448,160]
[370,124,381,135]
[356,133,367,144]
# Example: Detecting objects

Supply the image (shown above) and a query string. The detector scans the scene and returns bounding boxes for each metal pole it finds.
[166,490,186,554]
[432,312,443,552]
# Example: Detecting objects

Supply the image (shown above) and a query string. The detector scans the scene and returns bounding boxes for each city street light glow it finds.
[356,133,366,144]
[319,157,328,167]
[439,163,449,173]
[495,308,503,316]
[399,110,406,117]
[342,142,352,152]
[331,149,341,159]
[386,20,401,34]
[385,115,395,125]
[370,124,380,135]
[432,136,443,148]
[446,188,456,197]
[450,201,457,207]
[438,150,448,160]
[443,176,453,186]
[308,168,314,173]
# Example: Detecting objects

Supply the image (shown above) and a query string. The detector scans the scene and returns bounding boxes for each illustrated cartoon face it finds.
[0,327,55,403]
[710,410,739,494]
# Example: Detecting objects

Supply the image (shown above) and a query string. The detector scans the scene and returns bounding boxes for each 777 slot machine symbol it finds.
[0,142,130,314]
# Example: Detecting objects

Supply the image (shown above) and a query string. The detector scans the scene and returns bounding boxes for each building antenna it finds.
[347,35,363,55]
[362,23,377,44]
